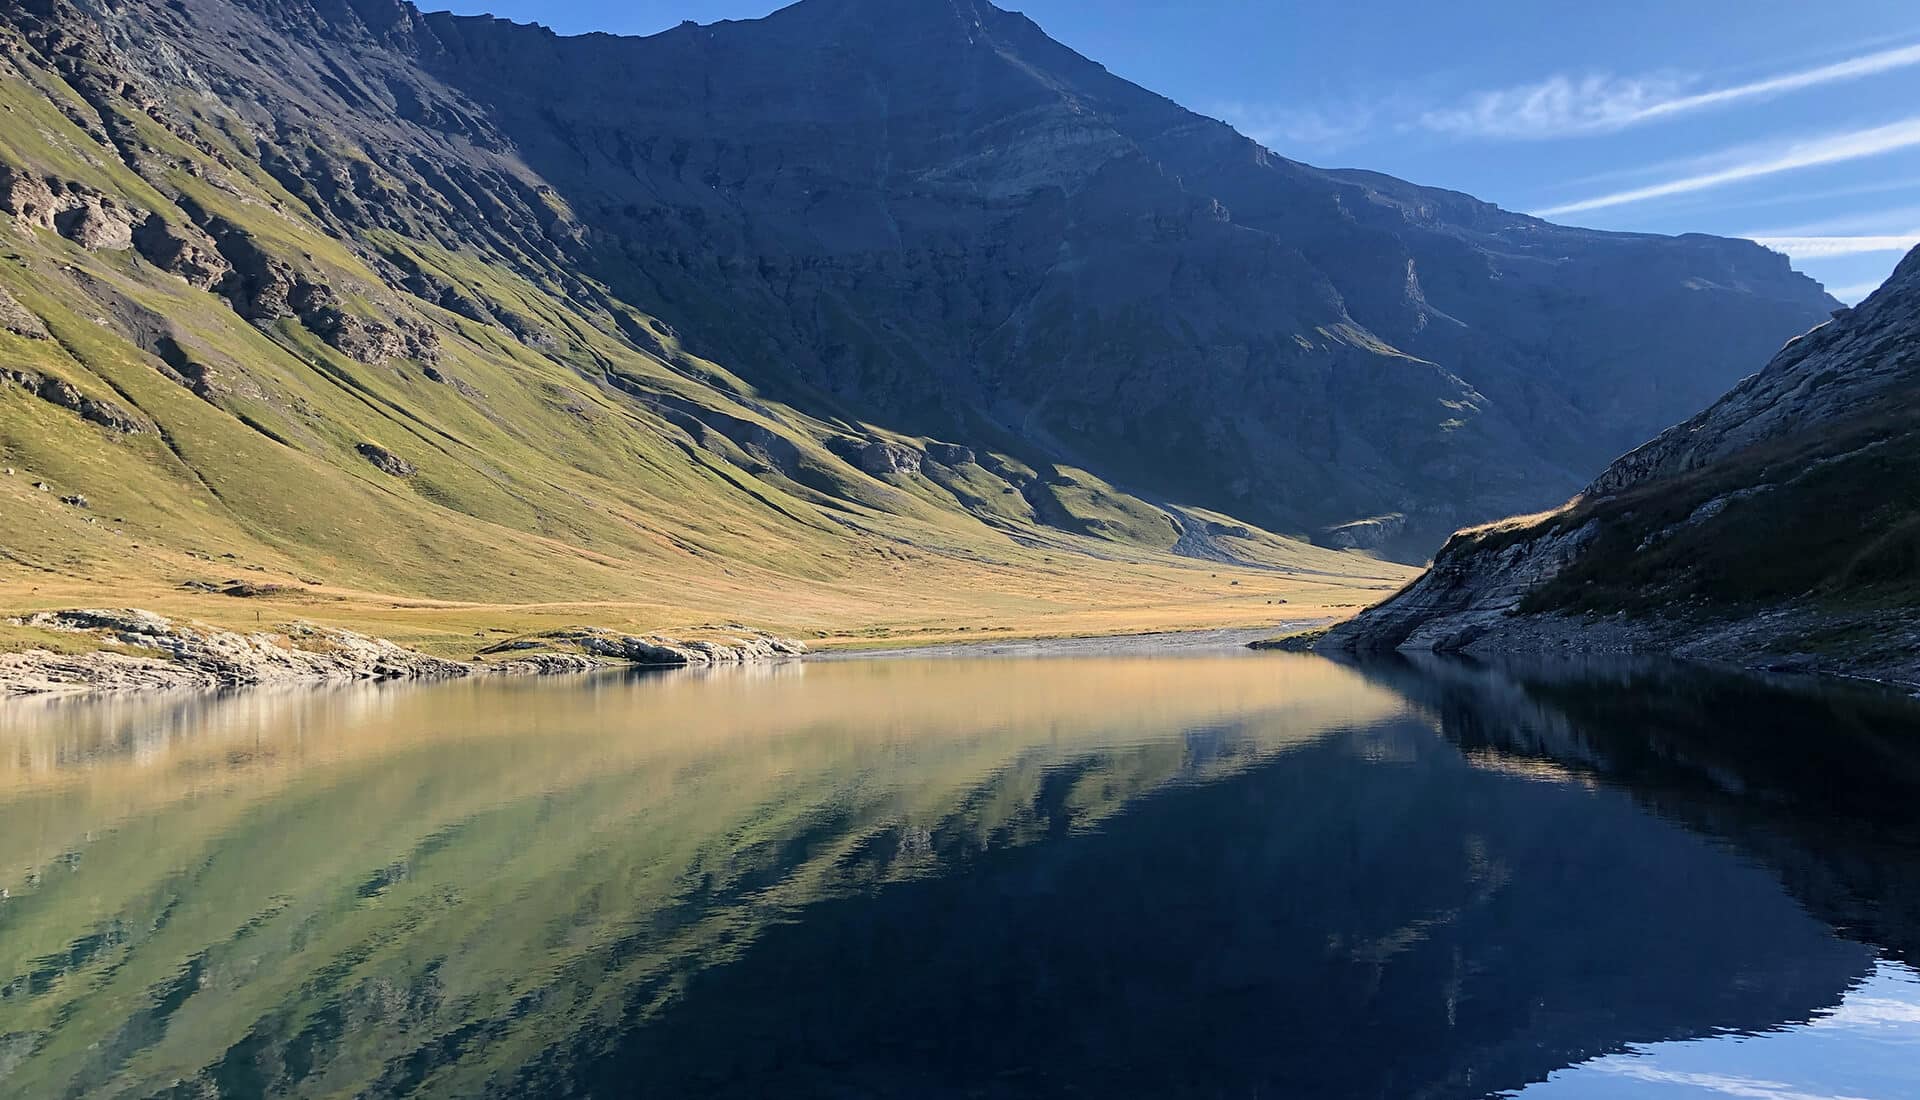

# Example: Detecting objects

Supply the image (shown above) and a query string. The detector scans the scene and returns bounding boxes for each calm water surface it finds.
[1,652,1918,1098]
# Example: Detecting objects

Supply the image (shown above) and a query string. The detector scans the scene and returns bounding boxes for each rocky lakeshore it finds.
[0,610,807,698]
[1325,603,1920,691]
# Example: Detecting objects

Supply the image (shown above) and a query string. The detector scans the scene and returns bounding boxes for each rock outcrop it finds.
[857,441,923,477]
[2,609,472,694]
[133,215,234,289]
[1324,520,1601,653]
[355,441,417,477]
[1,368,145,433]
[0,609,809,696]
[0,166,137,250]
[1320,514,1408,552]
[488,627,809,668]
[1322,247,1920,685]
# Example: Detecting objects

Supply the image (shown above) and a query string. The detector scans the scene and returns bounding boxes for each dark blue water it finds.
[0,652,1915,1097]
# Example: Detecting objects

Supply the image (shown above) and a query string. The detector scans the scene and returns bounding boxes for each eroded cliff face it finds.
[1325,248,1920,683]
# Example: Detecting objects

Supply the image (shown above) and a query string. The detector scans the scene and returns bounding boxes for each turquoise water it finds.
[0,652,1916,1098]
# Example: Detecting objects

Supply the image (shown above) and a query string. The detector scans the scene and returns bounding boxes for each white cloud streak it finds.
[1750,233,1920,259]
[1537,117,1920,217]
[1424,41,1920,140]
[1211,101,1377,151]
[1421,73,1687,139]
[1590,1061,1879,1100]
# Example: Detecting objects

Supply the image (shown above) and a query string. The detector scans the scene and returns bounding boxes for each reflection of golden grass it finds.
[0,656,1405,801]
[0,658,1411,1096]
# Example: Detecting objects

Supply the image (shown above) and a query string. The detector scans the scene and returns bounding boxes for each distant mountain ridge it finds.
[0,0,1837,631]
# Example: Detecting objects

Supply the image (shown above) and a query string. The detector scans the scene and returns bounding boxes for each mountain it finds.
[0,0,1835,652]
[363,0,1836,552]
[1325,246,1920,684]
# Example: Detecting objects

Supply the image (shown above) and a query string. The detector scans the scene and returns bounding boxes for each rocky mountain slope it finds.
[0,0,1835,652]
[1325,247,1920,684]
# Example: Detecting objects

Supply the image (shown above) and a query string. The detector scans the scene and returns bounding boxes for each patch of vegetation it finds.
[1518,407,1920,620]
[1250,627,1329,652]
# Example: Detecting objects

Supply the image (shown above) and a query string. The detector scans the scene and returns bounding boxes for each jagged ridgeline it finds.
[0,0,1833,633]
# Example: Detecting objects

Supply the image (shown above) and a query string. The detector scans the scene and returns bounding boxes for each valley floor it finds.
[0,551,1410,669]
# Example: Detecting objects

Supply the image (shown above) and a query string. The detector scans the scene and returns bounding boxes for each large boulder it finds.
[355,442,418,477]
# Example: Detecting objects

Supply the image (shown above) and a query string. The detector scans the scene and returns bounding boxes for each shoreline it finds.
[0,609,809,701]
[811,624,1322,661]
[0,614,1338,701]
[1326,611,1920,696]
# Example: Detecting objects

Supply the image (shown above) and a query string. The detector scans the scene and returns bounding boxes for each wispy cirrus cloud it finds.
[1537,117,1920,217]
[1420,72,1689,139]
[1423,41,1920,139]
[1749,233,1920,259]
[1210,100,1378,151]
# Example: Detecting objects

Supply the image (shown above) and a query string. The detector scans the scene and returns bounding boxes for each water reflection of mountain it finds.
[1358,654,1920,966]
[0,657,1909,1097]
[0,660,1398,1097]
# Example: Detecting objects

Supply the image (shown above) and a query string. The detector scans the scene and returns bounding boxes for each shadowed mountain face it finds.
[0,0,1834,567]
[400,0,1839,550]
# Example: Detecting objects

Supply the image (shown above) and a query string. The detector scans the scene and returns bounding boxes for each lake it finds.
[2,650,1917,1098]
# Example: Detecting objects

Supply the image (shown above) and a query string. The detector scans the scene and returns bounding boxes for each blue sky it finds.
[443,0,1920,303]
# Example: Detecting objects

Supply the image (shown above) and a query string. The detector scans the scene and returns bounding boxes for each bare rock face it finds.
[561,627,808,666]
[1589,246,1920,499]
[858,441,923,477]
[355,441,417,476]
[55,197,134,250]
[0,167,138,249]
[927,442,977,467]
[1321,520,1600,653]
[0,284,47,338]
[0,164,58,229]
[132,214,233,288]
[1320,514,1408,552]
